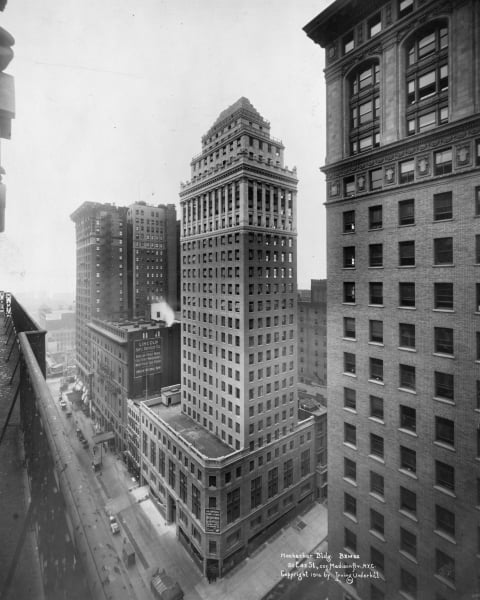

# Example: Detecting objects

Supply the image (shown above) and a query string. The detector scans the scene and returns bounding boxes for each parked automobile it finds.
[60,399,67,409]
[109,515,120,535]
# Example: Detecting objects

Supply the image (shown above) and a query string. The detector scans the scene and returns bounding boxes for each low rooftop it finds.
[147,402,234,459]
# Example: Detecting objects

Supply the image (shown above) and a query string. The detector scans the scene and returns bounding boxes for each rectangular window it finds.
[370,509,384,535]
[475,187,480,216]
[433,192,452,220]
[399,282,415,307]
[399,0,414,18]
[344,492,357,518]
[369,282,383,305]
[435,505,455,537]
[434,282,453,309]
[476,235,480,264]
[370,169,383,191]
[435,371,454,400]
[344,282,356,303]
[345,528,357,552]
[226,488,241,523]
[399,323,415,348]
[343,210,355,232]
[435,549,455,583]
[191,484,201,519]
[344,317,356,338]
[300,449,310,476]
[250,476,262,508]
[400,527,417,558]
[369,244,383,267]
[400,446,416,473]
[371,546,384,574]
[370,471,384,497]
[435,416,454,447]
[369,205,383,229]
[435,460,455,491]
[400,364,416,390]
[283,459,293,488]
[344,457,357,482]
[267,468,278,498]
[399,159,415,184]
[344,387,356,410]
[370,357,384,382]
[344,352,356,375]
[399,241,415,266]
[400,405,416,432]
[343,31,354,54]
[369,320,383,343]
[368,13,382,38]
[344,175,355,196]
[434,237,453,264]
[400,486,417,515]
[434,148,453,176]
[344,423,357,446]
[400,569,417,598]
[399,199,415,225]
[434,327,453,355]
[370,433,384,458]
[343,246,356,268]
[370,395,384,420]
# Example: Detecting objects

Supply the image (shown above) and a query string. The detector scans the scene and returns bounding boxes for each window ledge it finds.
[368,341,384,347]
[399,346,416,353]
[433,396,455,406]
[434,575,456,591]
[433,441,455,452]
[399,550,418,564]
[369,529,385,543]
[399,427,417,437]
[343,477,358,487]
[399,468,417,480]
[399,306,416,310]
[369,492,385,503]
[399,592,417,600]
[368,266,384,269]
[343,302,356,306]
[369,417,385,425]
[432,218,454,224]
[368,303,384,308]
[433,264,454,268]
[433,308,454,313]
[433,352,455,360]
[434,529,456,545]
[343,407,357,414]
[399,509,418,522]
[343,442,357,451]
[342,267,356,270]
[398,387,416,395]
[343,512,358,523]
[342,231,355,235]
[343,372,357,378]
[369,378,385,386]
[369,454,385,465]
[398,265,416,269]
[433,485,456,498]
[342,337,357,342]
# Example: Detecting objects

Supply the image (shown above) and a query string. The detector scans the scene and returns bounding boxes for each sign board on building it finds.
[5,292,11,316]
[133,337,162,378]
[205,509,220,533]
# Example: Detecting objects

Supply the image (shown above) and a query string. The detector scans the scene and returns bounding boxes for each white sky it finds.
[0,0,330,297]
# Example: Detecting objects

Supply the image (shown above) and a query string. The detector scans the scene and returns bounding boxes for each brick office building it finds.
[298,279,327,386]
[305,1,480,599]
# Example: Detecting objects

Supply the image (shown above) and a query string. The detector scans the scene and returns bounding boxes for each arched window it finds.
[405,23,448,135]
[348,61,380,155]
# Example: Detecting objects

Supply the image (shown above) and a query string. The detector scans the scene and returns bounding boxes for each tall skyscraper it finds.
[129,98,315,579]
[305,1,480,599]
[298,279,327,387]
[70,202,128,384]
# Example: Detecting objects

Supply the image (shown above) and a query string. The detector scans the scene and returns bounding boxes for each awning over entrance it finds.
[92,431,115,444]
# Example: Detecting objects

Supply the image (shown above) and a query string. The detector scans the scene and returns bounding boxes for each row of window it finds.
[343,281,457,310]
[344,319,459,357]
[344,354,456,401]
[343,236,480,269]
[342,190,480,234]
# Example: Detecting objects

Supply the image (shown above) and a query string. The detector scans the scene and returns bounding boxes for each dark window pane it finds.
[399,199,415,225]
[434,327,453,354]
[400,405,416,432]
[435,460,455,491]
[369,205,383,229]
[400,364,416,390]
[435,371,454,400]
[400,282,415,307]
[434,283,453,309]
[370,395,384,420]
[399,241,415,266]
[433,192,452,220]
[370,357,383,381]
[434,237,453,264]
[370,282,383,305]
[399,323,415,348]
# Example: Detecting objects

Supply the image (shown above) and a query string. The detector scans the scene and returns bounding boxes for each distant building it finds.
[0,20,14,232]
[126,202,180,318]
[88,317,180,451]
[305,1,480,599]
[70,202,129,385]
[298,279,327,386]
[38,308,76,377]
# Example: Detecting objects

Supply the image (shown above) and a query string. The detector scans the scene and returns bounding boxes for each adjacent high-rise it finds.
[305,1,480,599]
